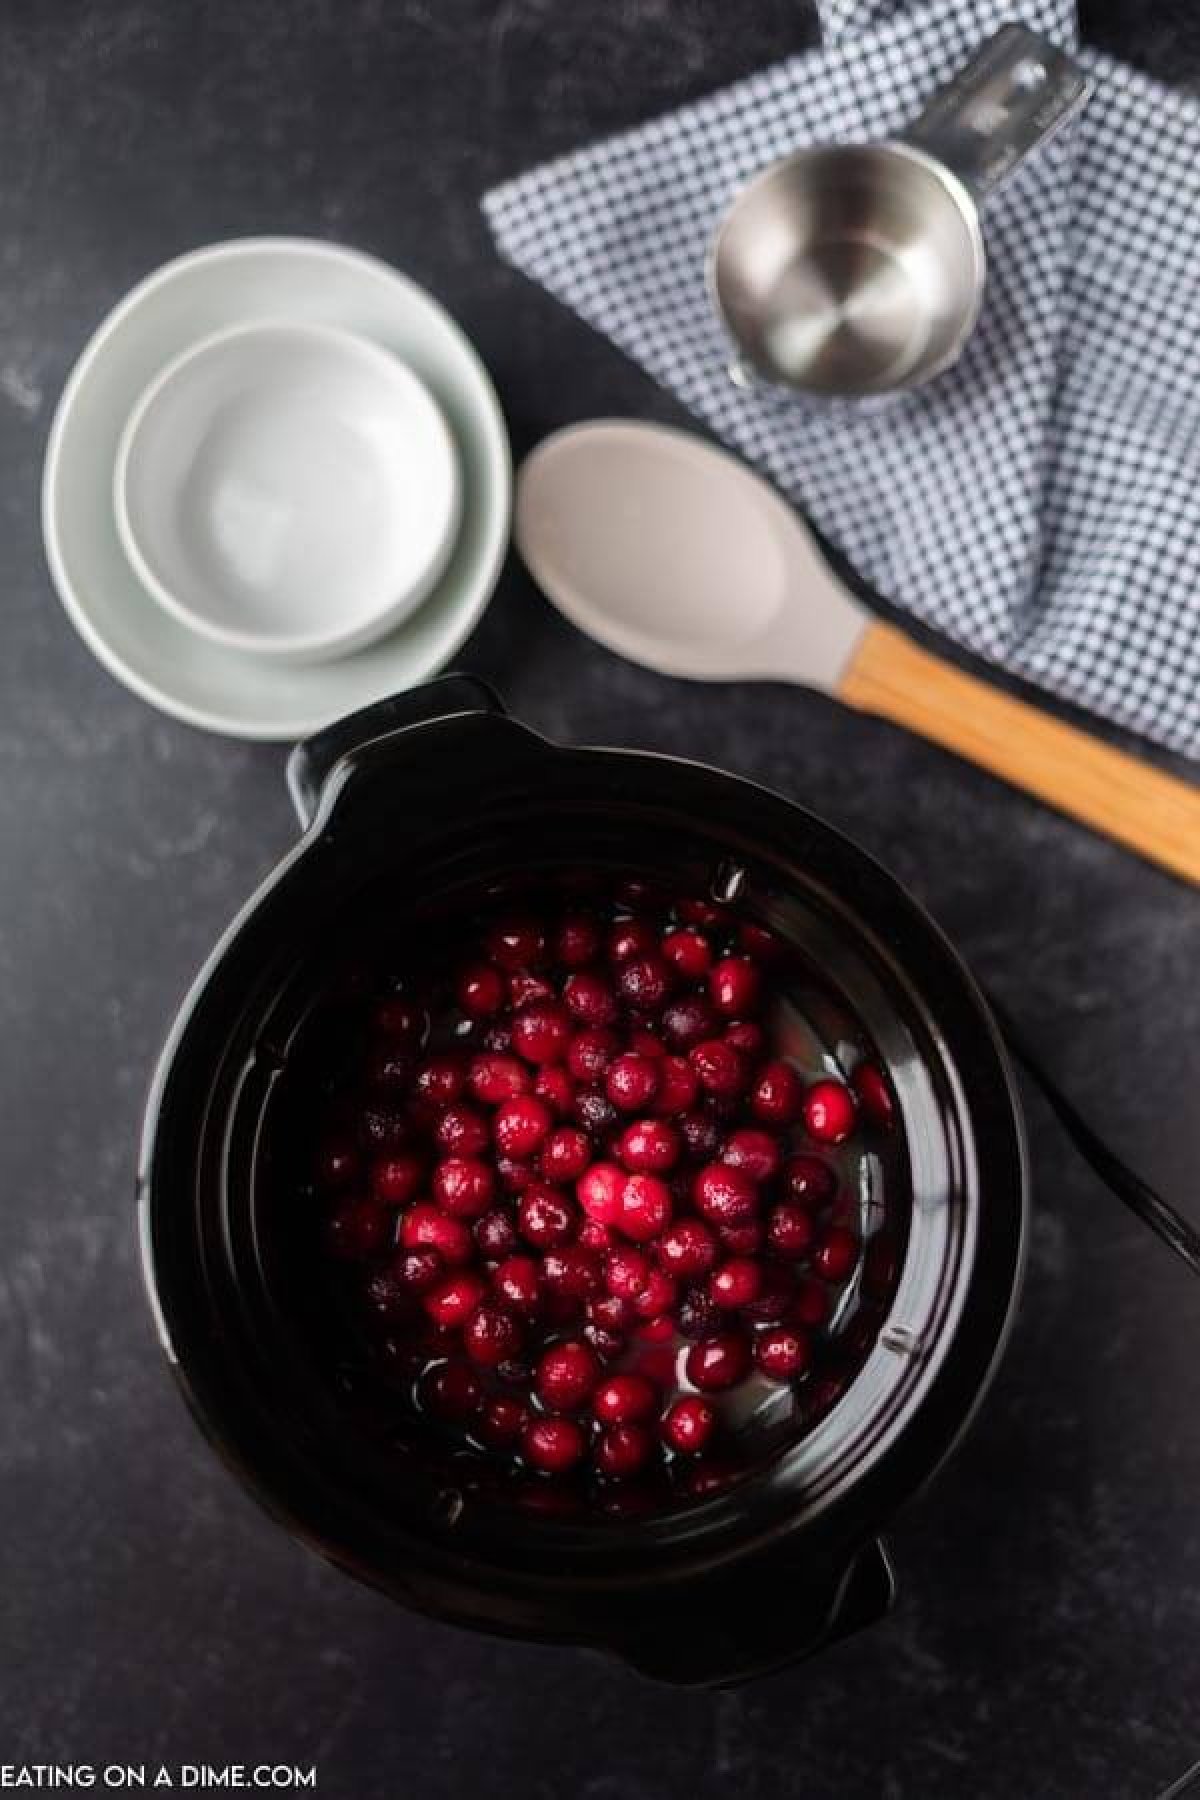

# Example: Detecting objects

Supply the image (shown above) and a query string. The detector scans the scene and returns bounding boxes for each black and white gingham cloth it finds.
[484,0,1200,758]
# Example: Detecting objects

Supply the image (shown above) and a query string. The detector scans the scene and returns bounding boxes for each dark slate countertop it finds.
[1,3,1197,1796]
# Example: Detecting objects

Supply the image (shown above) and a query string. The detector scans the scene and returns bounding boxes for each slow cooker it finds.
[138,674,1027,1684]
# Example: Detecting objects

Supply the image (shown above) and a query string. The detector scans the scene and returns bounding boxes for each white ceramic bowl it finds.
[113,320,461,664]
[41,236,510,739]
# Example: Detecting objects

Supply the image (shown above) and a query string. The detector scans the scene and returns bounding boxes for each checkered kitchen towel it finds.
[484,0,1200,759]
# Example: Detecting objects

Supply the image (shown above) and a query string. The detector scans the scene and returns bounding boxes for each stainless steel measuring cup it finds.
[709,23,1091,398]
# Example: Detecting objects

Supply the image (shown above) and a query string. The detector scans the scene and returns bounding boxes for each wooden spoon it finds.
[515,420,1199,885]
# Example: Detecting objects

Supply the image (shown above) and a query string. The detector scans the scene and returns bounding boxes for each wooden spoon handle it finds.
[838,621,1200,886]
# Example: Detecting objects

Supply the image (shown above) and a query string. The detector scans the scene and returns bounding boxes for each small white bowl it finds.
[114,319,462,664]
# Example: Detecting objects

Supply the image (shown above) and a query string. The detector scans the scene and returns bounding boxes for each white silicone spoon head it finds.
[515,420,867,689]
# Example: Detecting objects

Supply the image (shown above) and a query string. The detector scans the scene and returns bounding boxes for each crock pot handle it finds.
[286,675,507,828]
[615,1536,896,1687]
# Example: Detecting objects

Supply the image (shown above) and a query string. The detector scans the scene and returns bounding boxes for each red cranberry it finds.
[368,1044,414,1093]
[813,1225,860,1282]
[492,1254,542,1312]
[555,912,602,967]
[653,1055,699,1116]
[588,1291,633,1333]
[541,1246,601,1301]
[494,1154,537,1194]
[609,917,656,962]
[374,996,429,1044]
[486,915,545,971]
[456,962,505,1018]
[657,1219,718,1278]
[392,1247,444,1296]
[595,1422,654,1479]
[316,1139,360,1188]
[720,1127,781,1184]
[590,1296,633,1339]
[424,1271,487,1330]
[578,1162,625,1228]
[493,1095,553,1157]
[464,1302,523,1366]
[738,921,782,960]
[605,1244,652,1300]
[629,1025,667,1059]
[605,1053,660,1113]
[435,1104,490,1157]
[677,896,726,927]
[741,1263,795,1323]
[751,1060,803,1125]
[804,1078,857,1144]
[358,1104,411,1151]
[401,1202,474,1266]
[363,1265,417,1322]
[724,1019,766,1059]
[477,1393,528,1448]
[662,927,712,980]
[566,1027,619,1082]
[709,955,761,1016]
[783,1154,838,1208]
[578,1216,613,1250]
[574,1086,619,1137]
[662,1395,716,1454]
[618,1173,673,1242]
[662,995,717,1050]
[518,1182,576,1249]
[710,1257,763,1309]
[535,1339,598,1411]
[718,1219,763,1256]
[468,1052,530,1105]
[516,1480,582,1516]
[632,1265,676,1319]
[617,954,672,1011]
[371,1152,425,1205]
[689,1038,747,1098]
[475,1208,517,1260]
[534,1065,575,1115]
[685,1332,752,1391]
[522,1415,586,1473]
[678,1109,720,1162]
[593,1373,658,1424]
[509,970,555,1010]
[693,1162,758,1227]
[617,1117,680,1173]
[563,971,618,1026]
[431,1156,494,1219]
[767,1201,815,1260]
[853,1061,895,1129]
[544,1290,585,1332]
[421,1361,483,1423]
[677,1285,720,1340]
[791,1276,831,1327]
[635,1313,675,1344]
[512,1001,572,1066]
[409,1055,463,1113]
[584,1324,626,1364]
[755,1326,812,1381]
[540,1125,591,1183]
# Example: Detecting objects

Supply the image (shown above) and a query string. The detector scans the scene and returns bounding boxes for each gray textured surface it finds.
[0,2,1198,1795]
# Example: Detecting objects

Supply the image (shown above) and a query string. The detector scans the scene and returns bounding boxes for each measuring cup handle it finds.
[904,22,1091,201]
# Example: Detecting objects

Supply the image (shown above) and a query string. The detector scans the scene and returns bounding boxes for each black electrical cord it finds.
[987,993,1200,1280]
